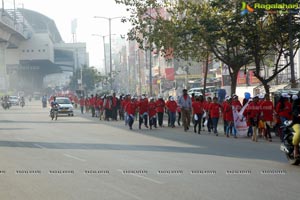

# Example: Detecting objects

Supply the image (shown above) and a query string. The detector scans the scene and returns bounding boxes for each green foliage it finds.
[69,65,106,92]
[116,0,300,93]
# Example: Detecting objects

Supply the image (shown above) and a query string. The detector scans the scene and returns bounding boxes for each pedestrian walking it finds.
[156,95,165,127]
[79,96,85,114]
[178,89,192,132]
[204,97,213,132]
[148,97,157,129]
[260,94,274,142]
[166,96,177,128]
[192,96,204,134]
[138,94,149,129]
[245,96,261,142]
[126,97,138,130]
[223,97,237,138]
[208,97,222,136]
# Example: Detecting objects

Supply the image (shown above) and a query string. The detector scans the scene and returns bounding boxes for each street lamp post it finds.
[94,16,122,91]
[92,34,117,76]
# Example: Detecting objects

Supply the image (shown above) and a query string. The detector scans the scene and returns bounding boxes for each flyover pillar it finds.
[0,41,8,92]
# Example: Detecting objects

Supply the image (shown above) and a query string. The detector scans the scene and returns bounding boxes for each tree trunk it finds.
[230,69,238,95]
[262,82,270,95]
[203,53,209,96]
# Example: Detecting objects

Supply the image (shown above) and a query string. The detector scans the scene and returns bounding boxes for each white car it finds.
[9,96,20,106]
[55,97,74,116]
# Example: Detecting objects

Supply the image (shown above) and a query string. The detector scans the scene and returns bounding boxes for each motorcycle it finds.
[20,100,25,108]
[1,99,11,110]
[280,120,300,165]
[50,105,58,120]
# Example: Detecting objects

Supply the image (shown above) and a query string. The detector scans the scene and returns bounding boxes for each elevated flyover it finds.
[0,8,76,93]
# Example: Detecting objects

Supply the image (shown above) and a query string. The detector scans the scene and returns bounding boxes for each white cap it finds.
[292,94,298,100]
[281,93,290,98]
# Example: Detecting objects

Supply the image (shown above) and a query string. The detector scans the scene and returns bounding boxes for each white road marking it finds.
[34,144,45,149]
[63,153,86,162]
[117,169,163,185]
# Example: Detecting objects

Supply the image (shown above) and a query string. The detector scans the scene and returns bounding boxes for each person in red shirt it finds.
[79,96,85,114]
[148,97,157,129]
[275,93,292,122]
[208,97,222,135]
[155,95,165,127]
[192,96,204,134]
[96,96,104,120]
[260,94,274,141]
[245,96,261,142]
[94,95,101,118]
[166,96,177,128]
[204,97,213,132]
[126,97,138,130]
[111,92,119,121]
[122,94,131,125]
[104,95,112,121]
[223,97,237,138]
[275,93,292,141]
[138,94,149,129]
[191,93,195,103]
[231,94,242,112]
[222,96,230,134]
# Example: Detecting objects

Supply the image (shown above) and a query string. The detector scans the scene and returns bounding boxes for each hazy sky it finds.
[4,0,131,70]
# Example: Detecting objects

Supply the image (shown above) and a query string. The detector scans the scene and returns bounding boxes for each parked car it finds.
[55,97,74,116]
[188,86,217,98]
[9,96,20,106]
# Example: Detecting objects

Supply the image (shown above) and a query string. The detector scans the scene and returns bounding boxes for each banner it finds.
[233,101,250,137]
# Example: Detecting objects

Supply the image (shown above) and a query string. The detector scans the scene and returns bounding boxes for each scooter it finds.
[280,120,300,165]
[50,105,58,120]
[20,100,25,108]
[1,99,11,110]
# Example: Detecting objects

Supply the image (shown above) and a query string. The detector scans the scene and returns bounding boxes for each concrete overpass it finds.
[0,8,87,94]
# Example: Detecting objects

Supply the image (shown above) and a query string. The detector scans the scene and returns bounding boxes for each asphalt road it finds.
[0,101,299,200]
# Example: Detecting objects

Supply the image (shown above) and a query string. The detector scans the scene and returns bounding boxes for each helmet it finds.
[292,94,298,100]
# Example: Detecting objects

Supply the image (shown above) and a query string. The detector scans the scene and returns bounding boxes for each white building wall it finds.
[18,33,54,62]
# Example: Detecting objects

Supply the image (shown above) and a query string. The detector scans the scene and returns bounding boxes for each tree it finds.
[69,65,106,92]
[116,0,300,95]
[241,0,300,94]
[116,0,253,94]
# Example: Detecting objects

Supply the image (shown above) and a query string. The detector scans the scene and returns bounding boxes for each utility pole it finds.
[94,16,122,91]
[288,3,296,88]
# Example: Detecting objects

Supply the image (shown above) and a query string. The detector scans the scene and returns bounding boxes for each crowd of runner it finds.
[76,90,297,142]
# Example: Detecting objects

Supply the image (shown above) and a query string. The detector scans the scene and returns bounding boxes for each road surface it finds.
[0,101,299,200]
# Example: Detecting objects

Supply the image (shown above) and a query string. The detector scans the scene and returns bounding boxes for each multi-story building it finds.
[2,8,88,94]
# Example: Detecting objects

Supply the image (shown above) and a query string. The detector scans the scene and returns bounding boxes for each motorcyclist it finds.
[291,94,300,158]
[50,96,58,110]
[20,96,25,105]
